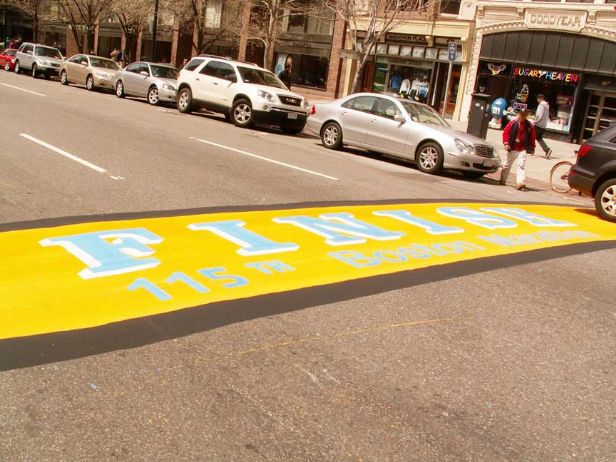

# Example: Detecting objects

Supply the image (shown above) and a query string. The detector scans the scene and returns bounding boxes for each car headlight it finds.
[257,89,276,103]
[454,139,474,155]
[162,83,175,91]
[303,100,310,110]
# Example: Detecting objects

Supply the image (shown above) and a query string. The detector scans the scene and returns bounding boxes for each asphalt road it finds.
[1,71,615,461]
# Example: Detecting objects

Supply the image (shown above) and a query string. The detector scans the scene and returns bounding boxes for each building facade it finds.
[338,0,472,120]
[461,0,616,143]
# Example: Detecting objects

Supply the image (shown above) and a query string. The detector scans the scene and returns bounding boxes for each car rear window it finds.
[184,58,204,72]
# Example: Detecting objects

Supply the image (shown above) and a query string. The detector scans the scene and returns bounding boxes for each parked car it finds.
[0,48,17,71]
[306,93,500,178]
[14,42,63,78]
[176,56,309,133]
[114,61,178,105]
[568,124,616,223]
[60,54,120,91]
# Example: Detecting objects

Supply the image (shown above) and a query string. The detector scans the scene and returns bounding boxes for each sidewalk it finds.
[449,120,579,189]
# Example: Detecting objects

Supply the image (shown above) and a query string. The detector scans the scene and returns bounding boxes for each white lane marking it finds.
[1,82,45,97]
[189,137,339,181]
[20,133,108,174]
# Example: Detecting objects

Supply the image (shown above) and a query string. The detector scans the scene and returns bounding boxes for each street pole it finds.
[442,41,456,118]
[151,0,159,62]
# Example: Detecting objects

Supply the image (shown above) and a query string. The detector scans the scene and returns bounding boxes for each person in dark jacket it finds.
[500,109,536,190]
[278,62,292,89]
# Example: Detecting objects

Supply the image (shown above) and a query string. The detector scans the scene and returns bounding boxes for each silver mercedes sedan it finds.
[306,93,500,178]
[114,62,178,105]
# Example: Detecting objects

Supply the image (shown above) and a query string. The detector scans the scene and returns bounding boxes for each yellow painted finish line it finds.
[1,203,614,340]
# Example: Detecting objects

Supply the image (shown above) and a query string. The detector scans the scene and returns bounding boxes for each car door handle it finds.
[195,77,200,81]
[213,82,218,85]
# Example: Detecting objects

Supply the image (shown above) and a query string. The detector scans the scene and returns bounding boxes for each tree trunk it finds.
[351,50,371,94]
[33,12,39,43]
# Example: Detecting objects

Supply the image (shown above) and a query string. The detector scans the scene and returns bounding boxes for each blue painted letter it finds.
[188,220,298,256]
[437,207,518,230]
[274,213,404,246]
[40,228,163,279]
[373,210,464,235]
[480,208,575,228]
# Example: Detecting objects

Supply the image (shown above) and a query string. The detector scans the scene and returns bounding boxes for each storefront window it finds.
[375,63,431,103]
[292,54,329,89]
[477,61,580,134]
[388,44,400,56]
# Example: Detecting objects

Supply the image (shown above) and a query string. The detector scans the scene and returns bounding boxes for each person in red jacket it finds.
[500,109,536,190]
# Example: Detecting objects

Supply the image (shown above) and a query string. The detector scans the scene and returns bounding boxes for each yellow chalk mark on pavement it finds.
[201,317,458,365]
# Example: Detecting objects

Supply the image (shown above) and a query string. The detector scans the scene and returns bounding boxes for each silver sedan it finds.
[114,62,178,105]
[306,93,500,178]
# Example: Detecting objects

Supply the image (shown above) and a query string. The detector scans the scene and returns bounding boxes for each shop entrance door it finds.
[581,92,616,141]
[435,64,461,118]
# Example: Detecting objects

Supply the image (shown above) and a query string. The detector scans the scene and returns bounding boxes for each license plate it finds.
[287,113,298,120]
[483,160,495,167]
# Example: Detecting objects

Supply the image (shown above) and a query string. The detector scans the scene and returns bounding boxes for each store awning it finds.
[480,31,616,76]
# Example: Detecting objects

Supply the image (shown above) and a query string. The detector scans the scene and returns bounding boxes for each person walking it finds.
[534,94,552,158]
[500,109,536,190]
[278,62,292,89]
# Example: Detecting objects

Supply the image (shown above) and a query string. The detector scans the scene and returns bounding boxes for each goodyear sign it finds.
[1,202,615,346]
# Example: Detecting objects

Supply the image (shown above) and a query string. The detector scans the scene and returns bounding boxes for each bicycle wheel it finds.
[550,161,573,193]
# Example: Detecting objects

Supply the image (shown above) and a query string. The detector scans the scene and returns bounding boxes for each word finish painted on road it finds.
[1,202,615,341]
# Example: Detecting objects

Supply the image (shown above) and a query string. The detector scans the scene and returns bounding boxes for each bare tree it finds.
[321,0,436,93]
[3,0,51,42]
[57,0,114,53]
[111,0,151,62]
[241,0,323,70]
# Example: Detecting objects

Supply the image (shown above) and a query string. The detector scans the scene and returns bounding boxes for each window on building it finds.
[293,54,329,89]
[439,0,461,14]
[286,11,333,35]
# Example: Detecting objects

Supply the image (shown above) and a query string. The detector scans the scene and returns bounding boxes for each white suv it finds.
[176,56,309,134]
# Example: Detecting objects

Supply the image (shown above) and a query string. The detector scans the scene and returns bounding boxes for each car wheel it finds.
[280,124,304,135]
[595,178,616,223]
[14,61,20,74]
[86,74,95,91]
[416,142,444,174]
[321,121,343,150]
[31,64,37,78]
[177,87,192,113]
[232,99,254,128]
[4,62,10,72]
[60,70,69,85]
[147,86,160,106]
[462,171,485,180]
[115,80,125,98]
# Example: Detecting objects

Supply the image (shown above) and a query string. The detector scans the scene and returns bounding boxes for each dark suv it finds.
[568,124,616,223]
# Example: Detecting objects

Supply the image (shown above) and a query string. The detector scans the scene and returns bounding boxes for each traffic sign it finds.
[448,41,457,61]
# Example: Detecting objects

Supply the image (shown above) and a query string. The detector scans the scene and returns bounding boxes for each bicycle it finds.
[549,160,573,193]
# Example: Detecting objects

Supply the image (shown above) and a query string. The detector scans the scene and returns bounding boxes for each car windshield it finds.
[89,57,120,70]
[401,101,449,127]
[237,66,285,89]
[150,65,178,79]
[35,47,62,59]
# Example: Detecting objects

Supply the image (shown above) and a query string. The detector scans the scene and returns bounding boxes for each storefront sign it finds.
[385,33,428,45]
[1,202,616,342]
[585,75,616,93]
[513,67,580,84]
[524,10,587,32]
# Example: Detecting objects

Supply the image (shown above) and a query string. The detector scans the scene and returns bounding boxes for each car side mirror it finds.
[394,114,406,124]
[140,71,149,77]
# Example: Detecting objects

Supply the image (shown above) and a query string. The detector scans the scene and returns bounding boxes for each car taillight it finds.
[577,145,592,158]
[310,104,316,116]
